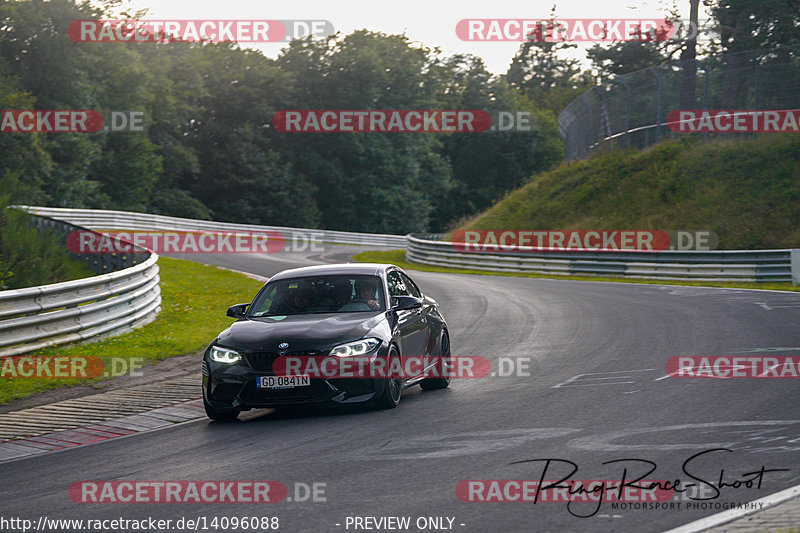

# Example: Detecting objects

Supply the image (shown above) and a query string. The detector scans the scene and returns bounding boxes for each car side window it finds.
[251,285,278,316]
[400,272,422,297]
[387,271,409,297]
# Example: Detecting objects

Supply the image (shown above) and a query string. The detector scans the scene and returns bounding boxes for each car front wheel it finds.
[373,347,402,409]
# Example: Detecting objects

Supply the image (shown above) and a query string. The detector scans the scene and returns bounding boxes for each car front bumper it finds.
[202,348,391,409]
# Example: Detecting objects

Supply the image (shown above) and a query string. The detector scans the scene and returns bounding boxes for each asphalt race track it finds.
[2,246,800,533]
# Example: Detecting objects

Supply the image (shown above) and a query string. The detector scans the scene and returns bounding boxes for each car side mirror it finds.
[227,303,249,318]
[393,296,422,311]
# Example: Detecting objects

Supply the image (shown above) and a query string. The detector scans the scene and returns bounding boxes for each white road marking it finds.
[553,369,656,388]
[348,428,580,460]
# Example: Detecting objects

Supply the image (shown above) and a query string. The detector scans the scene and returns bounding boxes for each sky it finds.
[113,0,711,74]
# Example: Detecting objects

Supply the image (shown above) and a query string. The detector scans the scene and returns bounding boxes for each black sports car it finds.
[202,263,451,420]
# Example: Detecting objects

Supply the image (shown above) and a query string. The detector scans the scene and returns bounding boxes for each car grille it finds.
[245,350,321,373]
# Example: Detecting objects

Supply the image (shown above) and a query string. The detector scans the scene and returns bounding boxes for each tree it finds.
[182,44,319,226]
[710,0,800,52]
[0,1,569,233]
[0,57,51,202]
[0,0,162,208]
[587,41,670,80]
[275,31,455,232]
[433,55,562,229]
[504,8,595,116]
[709,0,800,107]
[506,38,592,115]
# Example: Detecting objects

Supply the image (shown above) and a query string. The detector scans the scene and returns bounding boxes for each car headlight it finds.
[330,338,381,357]
[209,346,242,364]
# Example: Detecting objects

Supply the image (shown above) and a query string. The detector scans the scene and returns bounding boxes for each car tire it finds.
[373,347,402,409]
[421,332,451,391]
[203,396,241,421]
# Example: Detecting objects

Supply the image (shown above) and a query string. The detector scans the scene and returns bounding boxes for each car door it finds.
[387,270,427,376]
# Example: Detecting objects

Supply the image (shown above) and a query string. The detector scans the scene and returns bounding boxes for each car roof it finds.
[267,263,400,282]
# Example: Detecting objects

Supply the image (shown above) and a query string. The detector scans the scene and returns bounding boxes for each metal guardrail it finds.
[14,206,408,248]
[0,214,161,357]
[5,205,793,361]
[4,208,795,359]
[407,235,799,284]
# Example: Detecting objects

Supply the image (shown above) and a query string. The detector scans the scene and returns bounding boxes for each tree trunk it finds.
[679,0,700,109]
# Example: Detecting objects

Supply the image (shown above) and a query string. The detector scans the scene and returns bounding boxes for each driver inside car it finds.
[354,278,380,310]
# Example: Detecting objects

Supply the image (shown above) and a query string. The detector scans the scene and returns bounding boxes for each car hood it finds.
[216,312,386,352]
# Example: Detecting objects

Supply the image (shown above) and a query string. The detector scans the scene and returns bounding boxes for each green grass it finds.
[454,134,800,250]
[352,249,800,292]
[0,256,264,405]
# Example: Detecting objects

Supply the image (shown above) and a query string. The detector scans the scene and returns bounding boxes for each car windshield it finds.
[249,274,385,316]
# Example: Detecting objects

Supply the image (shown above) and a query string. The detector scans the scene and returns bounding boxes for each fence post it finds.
[695,59,709,109]
[615,78,632,148]
[792,249,800,286]
[696,59,709,142]
[648,67,663,143]
[578,96,593,158]
[753,61,761,109]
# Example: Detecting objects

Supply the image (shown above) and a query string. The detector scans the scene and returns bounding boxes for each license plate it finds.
[256,375,310,389]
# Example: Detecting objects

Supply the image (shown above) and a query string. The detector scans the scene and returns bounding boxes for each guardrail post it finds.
[792,249,800,286]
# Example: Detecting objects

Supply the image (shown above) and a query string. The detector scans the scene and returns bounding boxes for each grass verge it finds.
[0,256,263,405]
[352,249,800,292]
